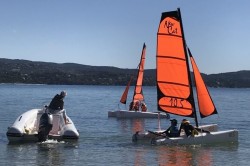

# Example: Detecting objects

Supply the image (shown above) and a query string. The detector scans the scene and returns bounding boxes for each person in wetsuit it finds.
[48,91,67,111]
[48,91,69,124]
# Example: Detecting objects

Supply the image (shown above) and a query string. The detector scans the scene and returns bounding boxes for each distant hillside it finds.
[0,58,250,87]
[203,71,250,88]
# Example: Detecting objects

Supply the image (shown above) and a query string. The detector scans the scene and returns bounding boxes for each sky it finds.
[0,0,249,74]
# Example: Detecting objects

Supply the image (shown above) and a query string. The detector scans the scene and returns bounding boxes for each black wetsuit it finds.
[48,94,64,110]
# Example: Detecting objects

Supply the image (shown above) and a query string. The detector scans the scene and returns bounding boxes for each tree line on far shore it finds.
[1,58,250,88]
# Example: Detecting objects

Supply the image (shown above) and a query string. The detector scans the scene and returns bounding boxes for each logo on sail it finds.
[159,17,181,36]
[164,20,178,35]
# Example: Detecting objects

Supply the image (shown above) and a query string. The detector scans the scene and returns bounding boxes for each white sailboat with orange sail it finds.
[108,43,169,118]
[132,8,238,145]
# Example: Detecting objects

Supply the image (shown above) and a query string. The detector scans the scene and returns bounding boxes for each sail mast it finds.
[177,8,199,127]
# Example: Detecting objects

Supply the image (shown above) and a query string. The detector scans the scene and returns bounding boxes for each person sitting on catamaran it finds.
[161,119,180,137]
[129,101,134,111]
[180,119,199,137]
[48,91,69,124]
[141,102,147,112]
[180,119,210,137]
[134,101,140,111]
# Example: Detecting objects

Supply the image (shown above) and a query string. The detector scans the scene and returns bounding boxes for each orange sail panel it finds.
[156,10,195,117]
[189,49,218,118]
[120,77,133,104]
[132,43,146,104]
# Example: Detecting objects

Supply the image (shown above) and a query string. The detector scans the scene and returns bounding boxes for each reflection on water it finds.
[119,119,145,133]
[5,140,79,166]
[131,119,145,133]
[134,148,146,166]
[37,142,64,166]
[136,145,213,166]
[156,146,213,166]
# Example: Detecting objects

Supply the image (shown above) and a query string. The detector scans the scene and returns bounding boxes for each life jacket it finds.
[169,126,179,137]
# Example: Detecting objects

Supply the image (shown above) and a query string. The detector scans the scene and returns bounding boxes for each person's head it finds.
[182,119,190,125]
[60,91,67,98]
[170,119,177,126]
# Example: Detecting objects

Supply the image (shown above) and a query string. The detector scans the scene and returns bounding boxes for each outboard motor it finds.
[37,112,53,142]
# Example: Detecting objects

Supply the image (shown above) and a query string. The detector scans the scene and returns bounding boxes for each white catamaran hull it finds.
[132,124,219,142]
[133,127,238,145]
[152,130,238,145]
[6,108,79,143]
[108,110,170,119]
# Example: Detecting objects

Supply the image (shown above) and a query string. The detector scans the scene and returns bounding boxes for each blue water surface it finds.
[0,84,249,166]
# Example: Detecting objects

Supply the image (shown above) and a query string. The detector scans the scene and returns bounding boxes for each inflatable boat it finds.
[6,107,79,143]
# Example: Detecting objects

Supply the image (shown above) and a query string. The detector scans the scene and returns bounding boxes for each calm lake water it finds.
[0,84,249,166]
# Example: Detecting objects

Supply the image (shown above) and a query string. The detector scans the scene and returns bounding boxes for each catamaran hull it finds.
[132,124,219,142]
[108,110,170,118]
[6,108,79,143]
[152,130,238,145]
[132,130,238,145]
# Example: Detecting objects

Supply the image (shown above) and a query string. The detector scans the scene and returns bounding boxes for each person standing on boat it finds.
[161,119,180,137]
[48,91,69,124]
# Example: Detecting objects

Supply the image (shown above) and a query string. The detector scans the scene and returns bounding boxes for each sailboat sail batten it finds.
[157,55,186,61]
[160,104,193,110]
[157,81,189,87]
[158,33,182,38]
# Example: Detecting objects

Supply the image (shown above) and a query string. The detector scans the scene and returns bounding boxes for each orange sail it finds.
[156,9,195,117]
[132,43,146,104]
[188,48,218,118]
[120,76,133,104]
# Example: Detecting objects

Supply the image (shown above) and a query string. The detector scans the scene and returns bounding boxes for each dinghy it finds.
[6,106,79,143]
[108,43,169,119]
[132,8,238,145]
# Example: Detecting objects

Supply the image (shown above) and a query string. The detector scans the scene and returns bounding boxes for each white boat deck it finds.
[108,110,170,119]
